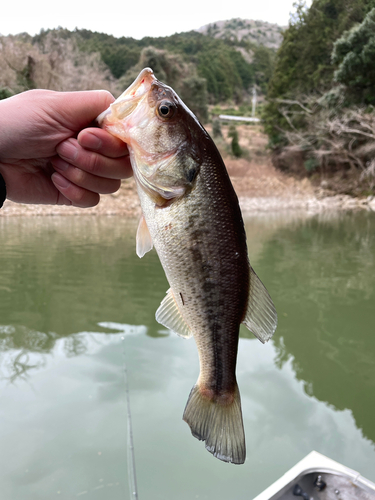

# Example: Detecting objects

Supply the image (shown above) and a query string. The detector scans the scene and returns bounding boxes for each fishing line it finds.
[122,337,139,500]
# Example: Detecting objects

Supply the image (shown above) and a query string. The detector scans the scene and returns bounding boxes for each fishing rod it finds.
[123,342,139,500]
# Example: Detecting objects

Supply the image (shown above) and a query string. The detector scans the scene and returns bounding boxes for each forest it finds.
[263,0,375,194]
[1,5,375,194]
[0,20,279,122]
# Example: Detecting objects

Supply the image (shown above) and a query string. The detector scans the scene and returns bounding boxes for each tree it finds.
[263,0,375,146]
[252,44,276,93]
[228,124,242,157]
[332,7,375,104]
[118,47,209,122]
[0,31,118,95]
[180,75,208,122]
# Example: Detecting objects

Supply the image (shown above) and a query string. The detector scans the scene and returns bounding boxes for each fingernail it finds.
[79,132,102,151]
[52,172,71,189]
[58,140,78,160]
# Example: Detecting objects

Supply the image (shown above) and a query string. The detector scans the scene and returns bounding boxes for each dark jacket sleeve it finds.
[0,173,6,208]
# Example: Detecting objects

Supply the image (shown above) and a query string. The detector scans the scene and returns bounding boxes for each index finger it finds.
[78,127,129,158]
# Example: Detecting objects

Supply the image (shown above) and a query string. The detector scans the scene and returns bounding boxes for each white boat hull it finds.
[253,451,375,500]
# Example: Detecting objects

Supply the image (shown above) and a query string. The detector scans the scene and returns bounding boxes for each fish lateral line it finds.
[96,67,278,465]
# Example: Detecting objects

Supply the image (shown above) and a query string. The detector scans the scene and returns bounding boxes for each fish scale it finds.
[138,164,248,393]
[98,67,277,464]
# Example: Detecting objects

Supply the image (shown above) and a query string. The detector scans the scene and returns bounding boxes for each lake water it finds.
[0,210,374,500]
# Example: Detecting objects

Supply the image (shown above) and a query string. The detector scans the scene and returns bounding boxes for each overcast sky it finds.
[1,0,312,39]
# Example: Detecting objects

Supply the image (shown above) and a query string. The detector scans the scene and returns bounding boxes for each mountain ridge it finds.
[196,18,285,49]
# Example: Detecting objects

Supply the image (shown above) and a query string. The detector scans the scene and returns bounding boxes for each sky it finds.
[1,0,312,39]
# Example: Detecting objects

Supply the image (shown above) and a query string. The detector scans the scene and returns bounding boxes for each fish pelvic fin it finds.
[136,215,153,258]
[183,383,246,465]
[155,289,193,339]
[242,266,278,344]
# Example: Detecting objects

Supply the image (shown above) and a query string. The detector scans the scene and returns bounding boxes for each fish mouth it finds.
[97,68,157,124]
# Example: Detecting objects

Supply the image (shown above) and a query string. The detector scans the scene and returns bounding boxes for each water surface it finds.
[0,211,374,499]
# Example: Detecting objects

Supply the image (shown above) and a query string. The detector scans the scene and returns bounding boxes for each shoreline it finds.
[1,184,374,218]
[1,121,375,218]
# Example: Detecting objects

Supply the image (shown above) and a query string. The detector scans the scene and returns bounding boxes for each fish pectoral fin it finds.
[155,289,193,339]
[242,267,278,344]
[142,178,186,205]
[134,162,187,204]
[136,215,153,258]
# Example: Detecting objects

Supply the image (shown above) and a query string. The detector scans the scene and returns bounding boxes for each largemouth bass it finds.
[97,68,277,464]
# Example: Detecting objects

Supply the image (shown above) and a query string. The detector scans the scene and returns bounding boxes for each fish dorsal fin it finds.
[242,267,278,344]
[155,289,193,339]
[136,215,153,258]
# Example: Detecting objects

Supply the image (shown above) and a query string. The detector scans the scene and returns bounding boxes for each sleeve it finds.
[0,173,6,208]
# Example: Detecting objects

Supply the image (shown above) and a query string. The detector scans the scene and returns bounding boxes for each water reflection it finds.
[256,211,375,444]
[0,212,375,499]
[0,216,166,342]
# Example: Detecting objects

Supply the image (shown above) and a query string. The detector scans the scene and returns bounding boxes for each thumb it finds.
[55,90,115,131]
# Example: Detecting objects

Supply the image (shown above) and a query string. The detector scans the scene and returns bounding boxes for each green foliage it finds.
[142,33,259,103]
[25,25,278,107]
[212,119,223,138]
[197,47,243,102]
[118,46,209,122]
[304,157,320,172]
[180,75,208,123]
[0,88,14,100]
[252,45,276,93]
[263,0,375,147]
[267,0,373,99]
[73,29,257,103]
[228,124,243,157]
[17,56,36,90]
[332,7,375,104]
[138,46,180,83]
[74,29,142,79]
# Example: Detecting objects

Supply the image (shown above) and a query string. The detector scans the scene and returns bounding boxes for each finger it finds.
[78,128,129,158]
[56,139,132,179]
[51,157,121,194]
[51,172,100,208]
[54,90,115,131]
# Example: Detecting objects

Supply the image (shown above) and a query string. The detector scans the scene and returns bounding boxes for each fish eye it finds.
[157,101,176,120]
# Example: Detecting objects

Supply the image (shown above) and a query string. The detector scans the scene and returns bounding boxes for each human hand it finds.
[0,89,131,207]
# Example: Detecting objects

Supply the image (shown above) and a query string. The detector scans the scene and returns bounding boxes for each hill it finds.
[0,18,281,118]
[197,18,284,49]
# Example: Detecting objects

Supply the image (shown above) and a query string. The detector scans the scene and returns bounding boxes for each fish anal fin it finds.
[183,383,246,465]
[136,215,153,258]
[242,267,278,344]
[155,289,192,339]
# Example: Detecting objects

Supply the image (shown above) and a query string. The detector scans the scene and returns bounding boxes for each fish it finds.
[97,68,277,464]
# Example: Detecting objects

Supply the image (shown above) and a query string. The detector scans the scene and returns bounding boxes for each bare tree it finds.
[272,94,375,192]
[0,32,119,96]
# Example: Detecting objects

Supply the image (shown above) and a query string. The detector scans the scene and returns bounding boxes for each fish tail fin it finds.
[182,383,246,464]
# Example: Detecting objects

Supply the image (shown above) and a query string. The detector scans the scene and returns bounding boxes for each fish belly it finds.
[137,166,249,464]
